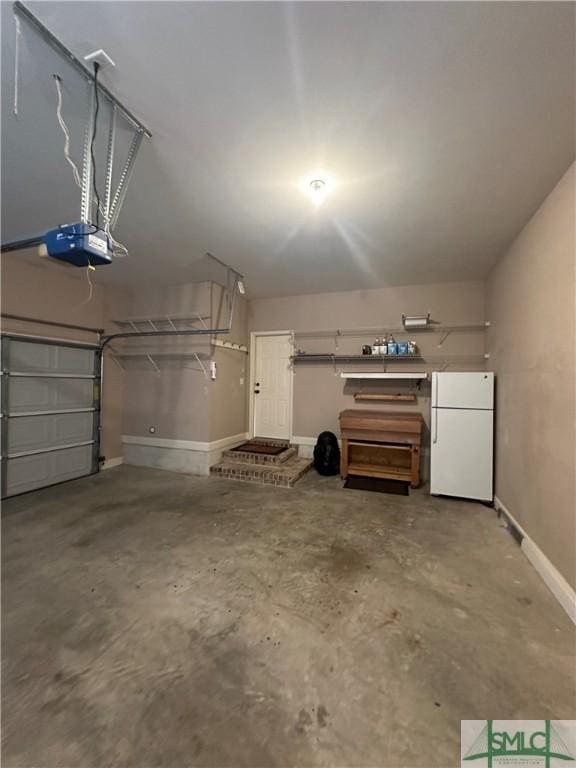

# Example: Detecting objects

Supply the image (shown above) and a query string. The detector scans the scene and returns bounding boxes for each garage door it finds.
[1,336,101,498]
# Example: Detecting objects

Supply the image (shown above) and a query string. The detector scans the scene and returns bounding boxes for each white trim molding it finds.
[495,496,576,624]
[101,456,124,470]
[122,433,248,476]
[291,435,317,447]
[291,435,317,459]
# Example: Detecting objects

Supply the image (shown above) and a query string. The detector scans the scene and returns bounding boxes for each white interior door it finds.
[430,407,493,500]
[253,334,292,440]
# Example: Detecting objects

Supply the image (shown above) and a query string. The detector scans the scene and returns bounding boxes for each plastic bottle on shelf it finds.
[381,334,388,356]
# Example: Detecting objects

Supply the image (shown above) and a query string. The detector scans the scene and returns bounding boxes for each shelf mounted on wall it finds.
[340,372,428,380]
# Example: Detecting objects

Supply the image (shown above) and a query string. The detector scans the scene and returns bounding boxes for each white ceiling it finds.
[2,1,574,298]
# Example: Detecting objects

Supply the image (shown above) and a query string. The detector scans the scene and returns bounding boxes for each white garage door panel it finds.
[2,337,99,498]
[6,444,94,496]
[9,377,94,414]
[9,341,96,375]
[8,412,94,455]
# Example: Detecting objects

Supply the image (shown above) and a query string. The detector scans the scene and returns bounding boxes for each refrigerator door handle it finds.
[433,408,438,444]
[434,372,439,408]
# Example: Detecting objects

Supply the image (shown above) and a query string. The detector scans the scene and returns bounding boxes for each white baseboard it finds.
[121,433,248,476]
[495,496,576,624]
[291,435,317,459]
[101,456,124,470]
[210,433,249,452]
[291,435,318,446]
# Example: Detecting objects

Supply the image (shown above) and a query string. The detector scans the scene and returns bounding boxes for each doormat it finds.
[231,441,286,456]
[344,476,410,496]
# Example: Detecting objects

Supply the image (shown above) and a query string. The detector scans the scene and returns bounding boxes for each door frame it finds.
[248,331,294,440]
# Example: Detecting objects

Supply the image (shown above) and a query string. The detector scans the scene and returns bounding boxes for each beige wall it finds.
[210,296,248,442]
[119,281,248,443]
[487,163,576,589]
[119,281,212,442]
[248,281,486,441]
[0,251,125,460]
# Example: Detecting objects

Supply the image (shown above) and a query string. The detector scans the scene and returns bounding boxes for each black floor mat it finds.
[344,476,410,495]
[230,441,286,456]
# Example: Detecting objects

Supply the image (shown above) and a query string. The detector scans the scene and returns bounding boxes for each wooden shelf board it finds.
[353,393,417,402]
[347,463,412,481]
[348,441,412,452]
[342,372,427,380]
[292,354,422,362]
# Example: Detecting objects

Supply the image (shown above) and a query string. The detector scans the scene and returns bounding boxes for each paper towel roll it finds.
[402,314,429,329]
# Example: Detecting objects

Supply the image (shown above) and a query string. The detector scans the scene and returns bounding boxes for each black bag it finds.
[313,431,341,476]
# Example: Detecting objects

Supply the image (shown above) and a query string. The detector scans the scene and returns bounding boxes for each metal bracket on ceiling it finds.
[80,80,96,224]
[104,105,117,222]
[109,129,145,229]
[12,2,149,234]
[13,13,21,116]
[12,2,151,138]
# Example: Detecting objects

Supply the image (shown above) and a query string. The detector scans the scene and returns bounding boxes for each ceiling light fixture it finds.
[309,178,325,194]
[308,178,327,205]
[300,173,334,205]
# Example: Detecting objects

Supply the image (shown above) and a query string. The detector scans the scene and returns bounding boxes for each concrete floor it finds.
[2,466,575,768]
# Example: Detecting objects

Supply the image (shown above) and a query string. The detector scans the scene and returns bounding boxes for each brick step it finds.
[210,455,313,487]
[221,445,298,465]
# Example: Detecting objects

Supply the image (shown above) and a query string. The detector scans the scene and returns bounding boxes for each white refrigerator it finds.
[430,372,494,501]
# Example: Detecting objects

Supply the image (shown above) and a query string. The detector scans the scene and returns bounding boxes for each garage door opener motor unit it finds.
[43,224,112,267]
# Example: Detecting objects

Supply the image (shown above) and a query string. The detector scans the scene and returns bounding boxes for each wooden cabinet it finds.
[339,409,423,487]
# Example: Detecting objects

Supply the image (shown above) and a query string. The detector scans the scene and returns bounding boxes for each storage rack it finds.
[292,322,488,339]
[108,317,248,375]
[105,265,248,376]
[290,322,489,371]
[291,353,488,366]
